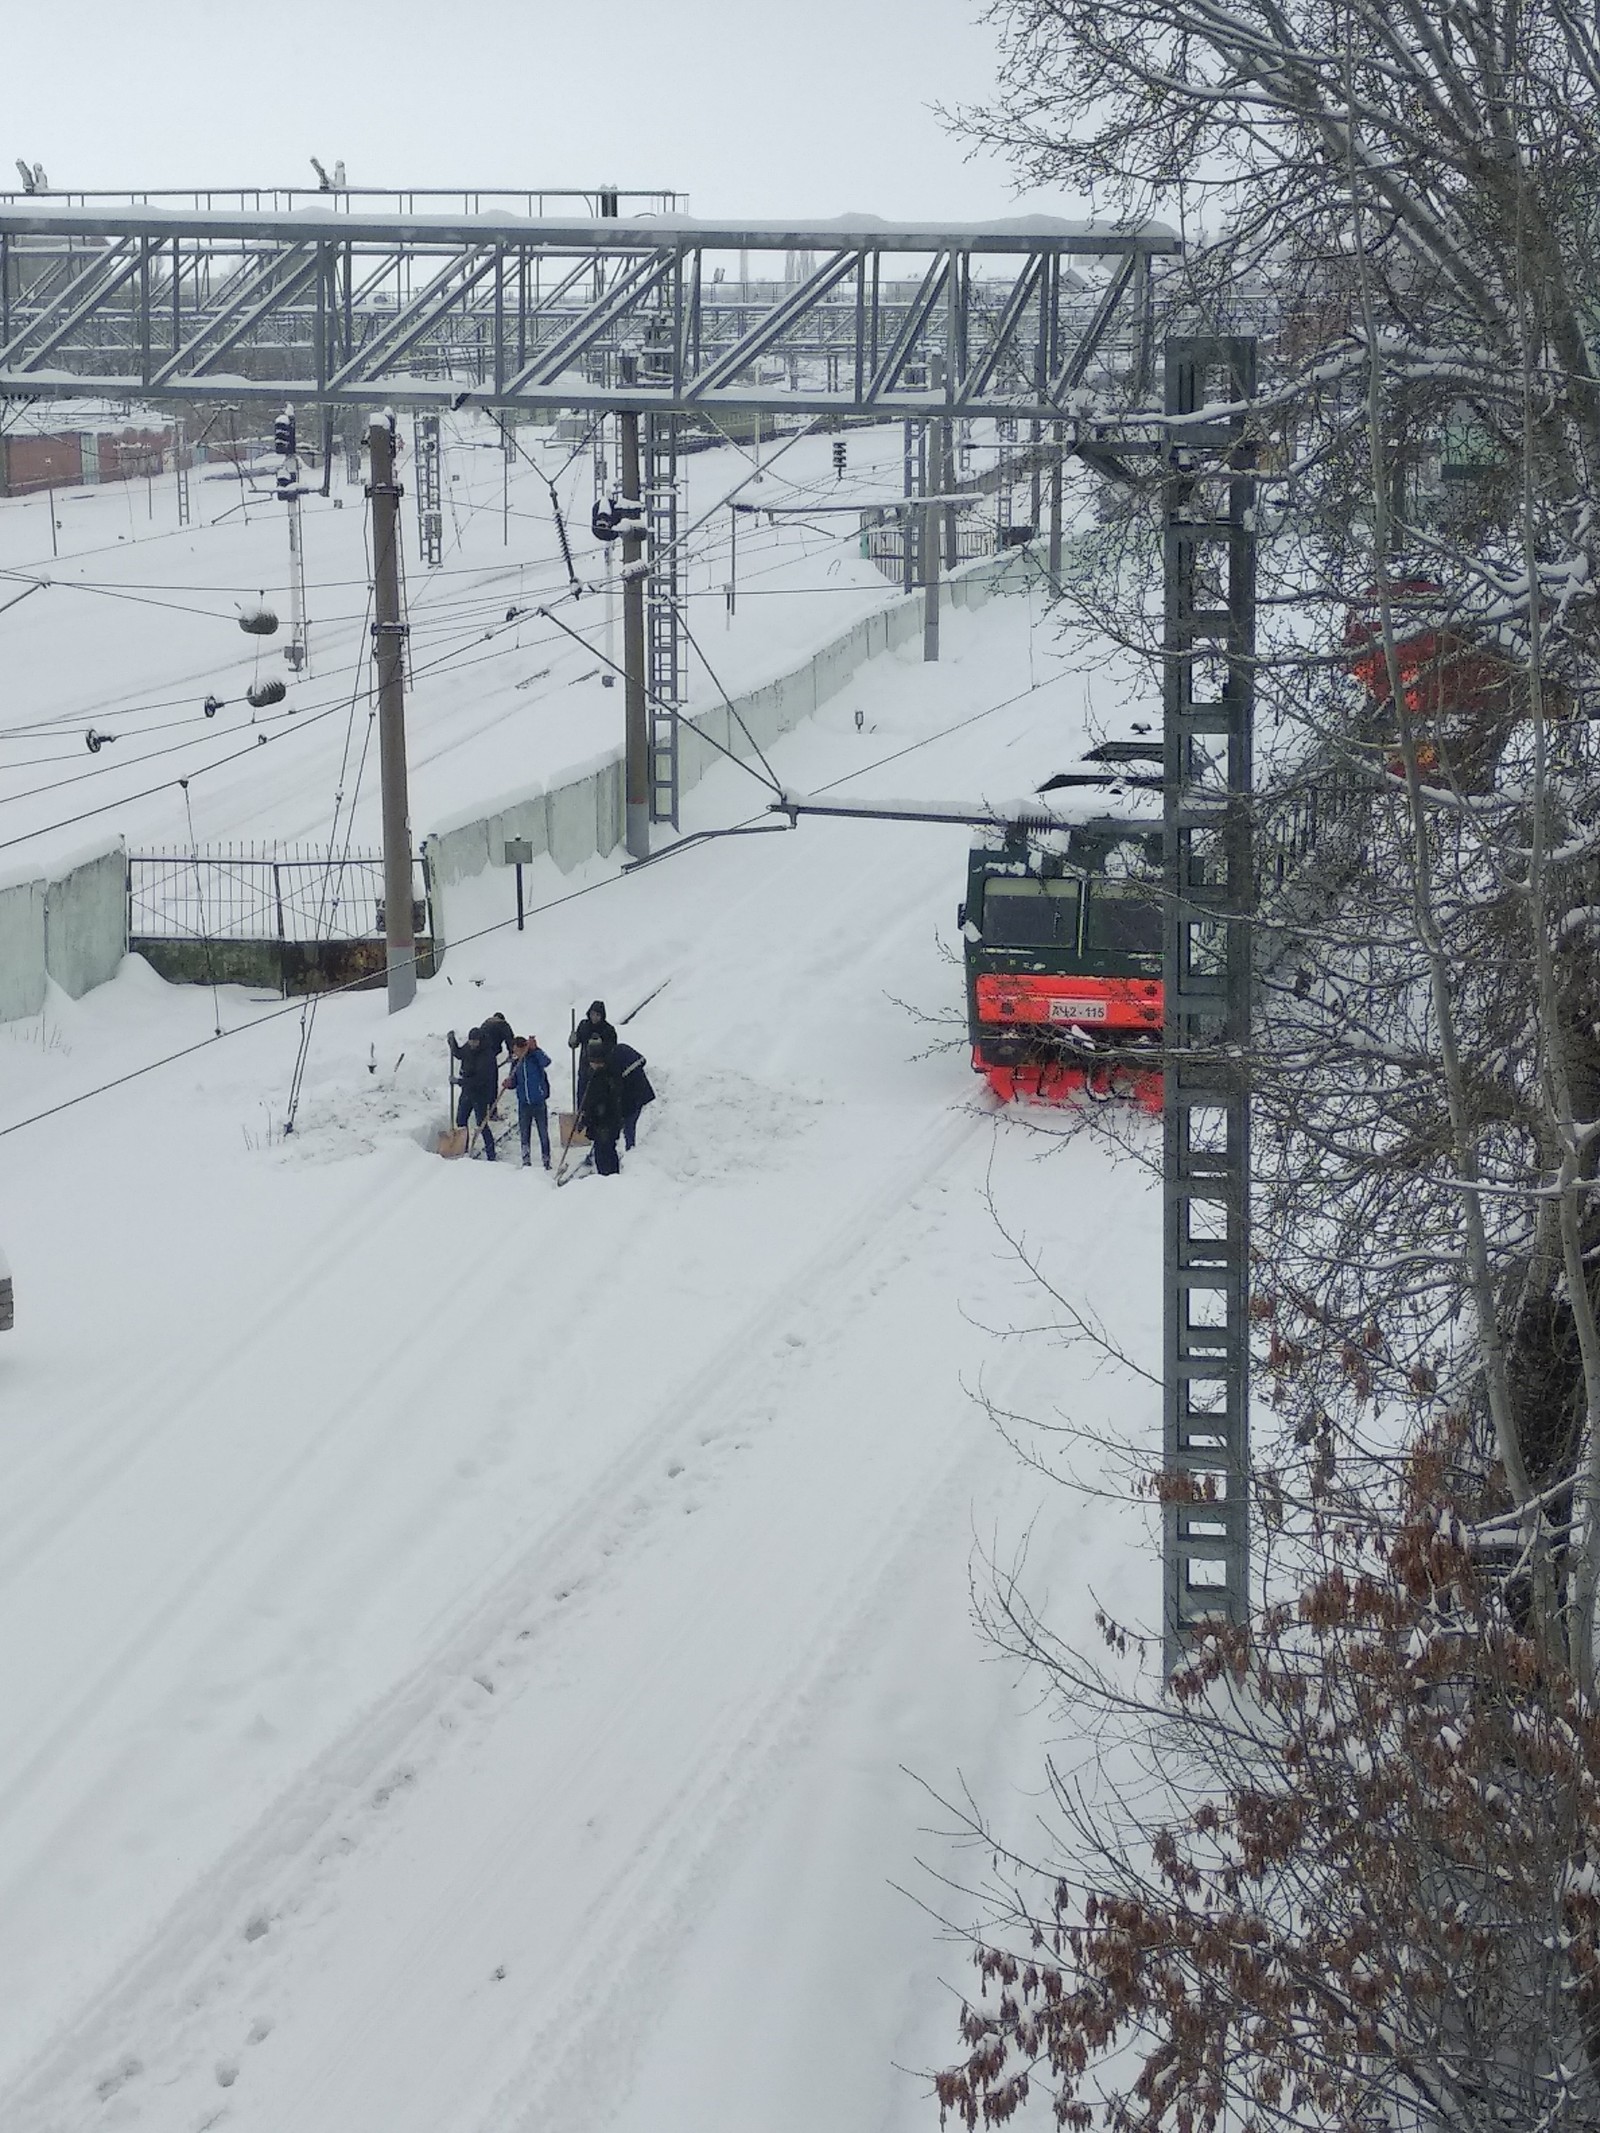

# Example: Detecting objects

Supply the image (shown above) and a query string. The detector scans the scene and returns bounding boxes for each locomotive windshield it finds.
[1084,880,1162,959]
[982,877,1081,949]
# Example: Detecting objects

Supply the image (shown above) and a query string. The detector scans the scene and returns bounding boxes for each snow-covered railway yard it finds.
[0,446,1162,2133]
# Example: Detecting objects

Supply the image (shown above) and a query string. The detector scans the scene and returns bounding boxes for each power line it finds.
[533,600,783,798]
[0,568,583,744]
[0,603,594,816]
[0,626,1058,1145]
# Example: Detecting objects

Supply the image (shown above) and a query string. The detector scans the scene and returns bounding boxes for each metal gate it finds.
[128,843,433,995]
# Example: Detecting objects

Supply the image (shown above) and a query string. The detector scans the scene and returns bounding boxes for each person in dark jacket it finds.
[612,1041,655,1151]
[503,1035,553,1169]
[578,1038,623,1176]
[479,1010,515,1070]
[569,1000,618,1109]
[479,1010,516,1118]
[448,1026,498,1160]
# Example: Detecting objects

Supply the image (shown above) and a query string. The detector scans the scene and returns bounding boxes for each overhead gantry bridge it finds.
[0,204,1176,421]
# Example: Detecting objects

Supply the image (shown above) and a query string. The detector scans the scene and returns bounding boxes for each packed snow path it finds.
[0,594,1161,2133]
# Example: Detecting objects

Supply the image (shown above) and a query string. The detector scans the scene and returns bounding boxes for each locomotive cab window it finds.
[981,877,1081,948]
[1084,880,1162,959]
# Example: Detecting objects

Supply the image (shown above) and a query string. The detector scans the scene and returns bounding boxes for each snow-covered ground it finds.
[0,497,1162,2131]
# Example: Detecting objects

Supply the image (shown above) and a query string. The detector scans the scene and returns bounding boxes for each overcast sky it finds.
[3,0,1077,224]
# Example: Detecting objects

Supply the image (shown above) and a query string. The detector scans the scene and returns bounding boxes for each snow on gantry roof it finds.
[0,203,1182,254]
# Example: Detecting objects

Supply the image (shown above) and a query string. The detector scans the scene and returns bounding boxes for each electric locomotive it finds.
[960,743,1165,1108]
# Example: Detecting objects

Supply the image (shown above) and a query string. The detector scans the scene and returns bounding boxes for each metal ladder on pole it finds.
[174,418,190,526]
[412,412,443,568]
[645,412,682,828]
[1161,336,1257,1675]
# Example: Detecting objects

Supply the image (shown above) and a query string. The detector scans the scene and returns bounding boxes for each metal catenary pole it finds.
[1161,335,1257,1675]
[645,410,682,827]
[174,416,190,526]
[923,357,942,663]
[367,415,417,1013]
[619,389,649,861]
[1048,421,1063,582]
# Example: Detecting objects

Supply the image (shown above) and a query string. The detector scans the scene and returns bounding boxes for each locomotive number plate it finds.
[1049,999,1107,1022]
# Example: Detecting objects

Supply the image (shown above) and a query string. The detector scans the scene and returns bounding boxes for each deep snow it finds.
[0,466,1164,2131]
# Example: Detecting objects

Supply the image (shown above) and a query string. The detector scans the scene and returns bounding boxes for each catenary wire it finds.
[0,649,1059,1145]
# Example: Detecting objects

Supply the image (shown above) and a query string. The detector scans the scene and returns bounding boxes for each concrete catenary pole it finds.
[367,415,417,1012]
[620,390,649,861]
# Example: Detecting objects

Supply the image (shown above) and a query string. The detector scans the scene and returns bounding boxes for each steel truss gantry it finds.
[0,207,1175,421]
[1162,337,1257,1671]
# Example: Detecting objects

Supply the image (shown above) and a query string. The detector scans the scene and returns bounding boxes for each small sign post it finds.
[504,839,534,931]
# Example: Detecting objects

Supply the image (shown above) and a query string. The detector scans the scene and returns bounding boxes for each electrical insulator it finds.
[274,407,296,460]
[832,439,847,479]
[591,496,644,544]
[247,678,288,709]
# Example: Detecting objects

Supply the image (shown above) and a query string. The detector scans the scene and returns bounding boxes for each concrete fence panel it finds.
[0,879,47,1022]
[426,820,493,892]
[546,774,608,875]
[596,760,623,856]
[0,839,129,1024]
[44,844,127,999]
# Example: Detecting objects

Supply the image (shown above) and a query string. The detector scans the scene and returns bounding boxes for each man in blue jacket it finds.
[503,1035,554,1169]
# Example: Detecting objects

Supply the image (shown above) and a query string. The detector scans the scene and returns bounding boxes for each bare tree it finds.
[954,0,1600,1672]
[936,1423,1600,2131]
[924,0,1600,2124]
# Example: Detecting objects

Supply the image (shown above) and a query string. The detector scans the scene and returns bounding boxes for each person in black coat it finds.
[569,1000,618,1108]
[612,1041,655,1151]
[448,1026,499,1160]
[478,1010,516,1118]
[578,1039,623,1176]
[479,1011,515,1070]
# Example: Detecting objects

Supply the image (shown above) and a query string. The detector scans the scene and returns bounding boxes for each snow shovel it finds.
[436,1050,468,1158]
[553,1109,591,1187]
